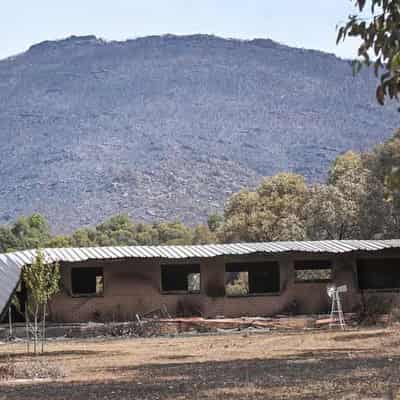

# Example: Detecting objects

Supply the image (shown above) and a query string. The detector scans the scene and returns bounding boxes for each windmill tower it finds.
[327,285,347,330]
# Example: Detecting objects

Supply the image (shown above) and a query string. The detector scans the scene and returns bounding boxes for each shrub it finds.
[357,295,393,325]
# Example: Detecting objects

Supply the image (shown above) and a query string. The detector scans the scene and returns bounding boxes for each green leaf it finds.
[391,52,400,69]
[336,27,344,45]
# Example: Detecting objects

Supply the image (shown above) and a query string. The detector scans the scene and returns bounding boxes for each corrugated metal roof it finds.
[0,254,22,321]
[1,239,400,319]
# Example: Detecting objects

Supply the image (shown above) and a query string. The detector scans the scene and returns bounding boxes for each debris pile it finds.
[155,316,309,333]
[63,312,321,338]
[0,358,65,381]
[1,307,363,340]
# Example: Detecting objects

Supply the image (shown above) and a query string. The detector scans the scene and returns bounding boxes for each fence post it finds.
[25,303,30,354]
[8,306,12,338]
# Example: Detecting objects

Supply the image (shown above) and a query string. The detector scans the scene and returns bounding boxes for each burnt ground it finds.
[1,327,400,399]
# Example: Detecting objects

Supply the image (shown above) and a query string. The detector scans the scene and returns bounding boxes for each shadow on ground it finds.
[1,351,399,400]
[333,331,391,342]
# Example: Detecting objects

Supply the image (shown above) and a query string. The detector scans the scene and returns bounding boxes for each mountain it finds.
[0,34,397,232]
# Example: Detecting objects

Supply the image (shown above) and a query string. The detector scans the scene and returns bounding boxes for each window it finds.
[294,260,332,283]
[71,267,104,296]
[161,264,200,293]
[357,259,400,290]
[225,262,280,296]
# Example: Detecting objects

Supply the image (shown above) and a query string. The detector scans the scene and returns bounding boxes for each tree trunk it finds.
[34,304,38,355]
[41,303,46,353]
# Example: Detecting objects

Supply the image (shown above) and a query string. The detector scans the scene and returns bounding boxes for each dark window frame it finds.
[225,261,281,297]
[294,260,333,283]
[71,267,104,297]
[160,264,201,295]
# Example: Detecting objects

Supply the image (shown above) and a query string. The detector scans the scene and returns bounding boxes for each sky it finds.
[0,0,360,60]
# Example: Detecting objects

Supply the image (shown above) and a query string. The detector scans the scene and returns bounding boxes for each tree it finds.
[207,213,224,232]
[154,221,194,245]
[306,151,390,240]
[95,214,136,246]
[70,228,97,247]
[11,214,51,250]
[192,225,217,244]
[337,0,400,105]
[0,226,18,252]
[134,223,159,245]
[0,214,52,252]
[46,235,71,248]
[329,152,366,237]
[220,173,308,242]
[328,151,364,185]
[305,184,360,240]
[220,190,261,242]
[367,129,400,190]
[22,250,60,354]
[357,171,392,238]
[363,129,400,236]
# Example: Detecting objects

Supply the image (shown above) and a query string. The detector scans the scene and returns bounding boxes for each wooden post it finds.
[25,303,30,354]
[8,306,12,338]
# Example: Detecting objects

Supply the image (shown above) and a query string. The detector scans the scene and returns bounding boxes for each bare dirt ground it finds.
[1,327,400,399]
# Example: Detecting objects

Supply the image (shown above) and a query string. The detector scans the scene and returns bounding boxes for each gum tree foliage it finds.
[364,129,400,234]
[220,149,394,242]
[337,0,400,104]
[0,226,18,253]
[192,225,217,244]
[207,213,224,232]
[10,214,50,251]
[84,217,195,246]
[305,184,354,240]
[0,214,216,252]
[154,221,194,245]
[367,128,400,190]
[0,213,51,252]
[220,173,308,242]
[306,151,389,239]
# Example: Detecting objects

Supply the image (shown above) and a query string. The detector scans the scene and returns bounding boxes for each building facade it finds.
[2,241,400,323]
[49,247,400,322]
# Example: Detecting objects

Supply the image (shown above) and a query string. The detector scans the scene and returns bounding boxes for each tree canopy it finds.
[220,173,307,242]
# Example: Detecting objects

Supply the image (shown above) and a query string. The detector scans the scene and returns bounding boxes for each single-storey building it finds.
[1,240,400,322]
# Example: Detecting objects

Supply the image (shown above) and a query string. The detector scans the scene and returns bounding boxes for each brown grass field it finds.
[1,327,400,399]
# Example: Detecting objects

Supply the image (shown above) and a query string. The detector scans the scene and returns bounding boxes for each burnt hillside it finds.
[0,34,397,232]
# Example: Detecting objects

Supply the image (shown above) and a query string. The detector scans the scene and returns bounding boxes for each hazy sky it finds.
[1,0,360,60]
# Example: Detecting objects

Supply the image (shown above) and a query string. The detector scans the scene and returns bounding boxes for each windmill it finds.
[327,285,347,330]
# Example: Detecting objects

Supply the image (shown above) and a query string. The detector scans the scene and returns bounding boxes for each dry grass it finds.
[1,327,400,399]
